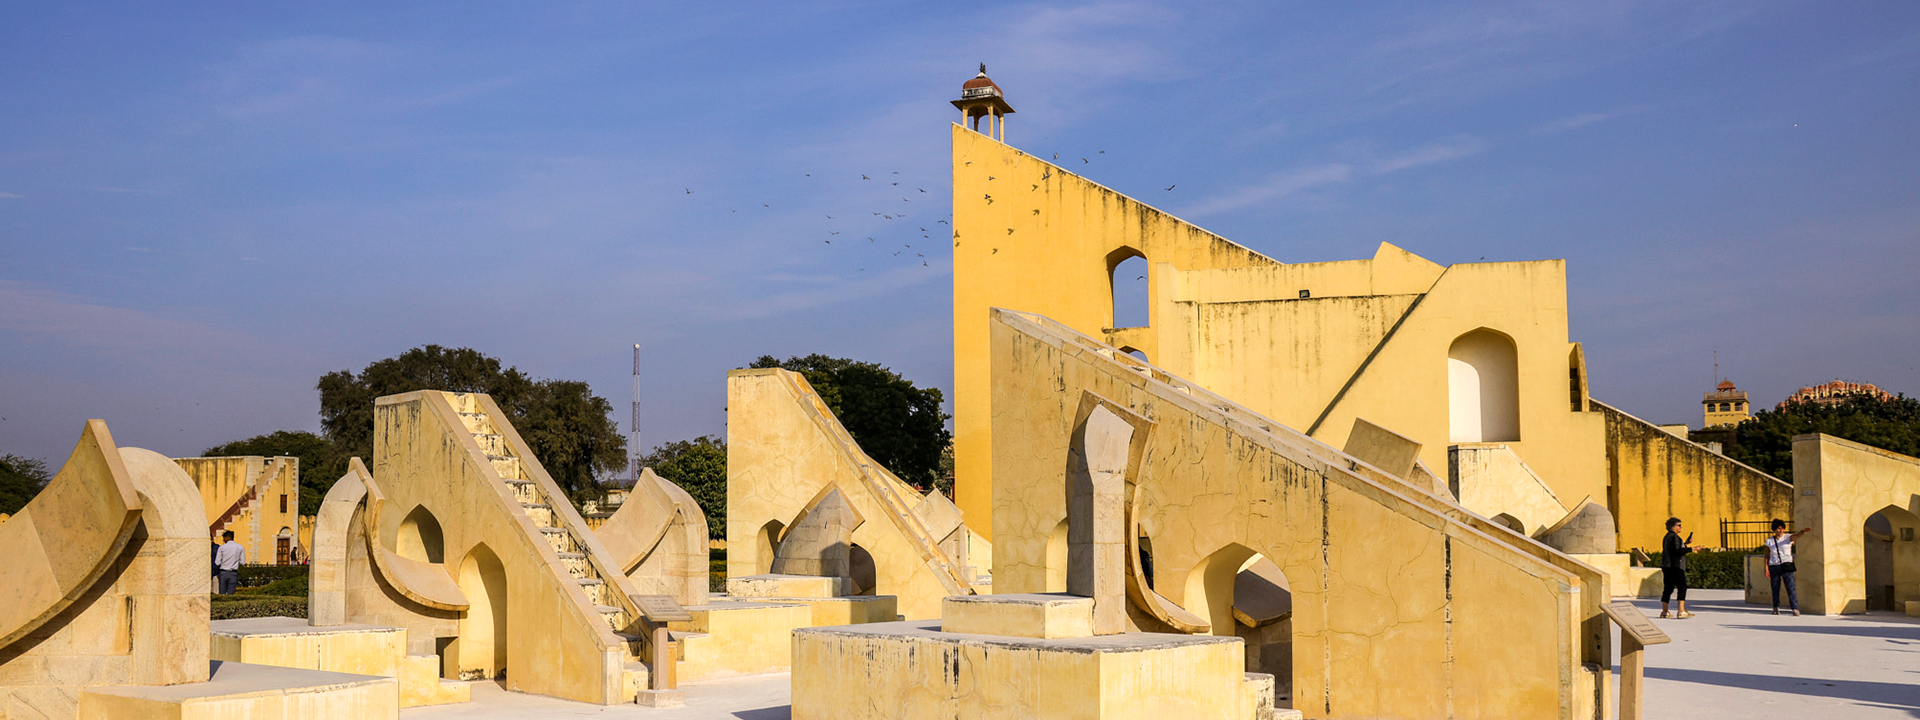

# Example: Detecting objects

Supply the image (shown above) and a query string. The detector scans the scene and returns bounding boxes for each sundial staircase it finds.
[446,393,699,700]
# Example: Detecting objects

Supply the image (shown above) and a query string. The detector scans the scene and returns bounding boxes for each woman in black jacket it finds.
[1660,517,1703,619]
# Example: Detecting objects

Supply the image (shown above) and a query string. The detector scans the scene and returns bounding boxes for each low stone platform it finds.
[941,593,1093,639]
[209,617,469,708]
[792,620,1277,720]
[77,660,395,719]
[669,601,816,682]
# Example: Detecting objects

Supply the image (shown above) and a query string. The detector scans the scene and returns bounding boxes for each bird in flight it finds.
[1053,153,1058,160]
[1099,150,1106,154]
[826,215,833,219]
[862,174,871,180]
[988,176,995,181]
[992,248,999,254]
[1081,158,1088,163]
[1136,275,1145,280]
[937,219,949,224]
[1006,228,1014,235]
[762,203,769,207]
[918,188,926,193]
[1164,184,1176,191]
[829,231,840,235]
[1031,209,1039,215]
[984,194,993,204]
[685,188,692,194]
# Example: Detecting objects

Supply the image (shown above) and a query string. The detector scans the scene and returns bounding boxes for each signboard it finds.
[1602,601,1670,646]
[631,594,692,623]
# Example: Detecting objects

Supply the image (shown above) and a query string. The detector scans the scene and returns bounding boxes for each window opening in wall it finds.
[1109,251,1149,329]
[280,495,288,513]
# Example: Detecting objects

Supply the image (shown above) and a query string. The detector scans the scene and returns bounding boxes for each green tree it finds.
[0,454,51,515]
[748,354,952,490]
[642,436,727,539]
[1725,393,1920,483]
[318,345,626,504]
[203,431,342,516]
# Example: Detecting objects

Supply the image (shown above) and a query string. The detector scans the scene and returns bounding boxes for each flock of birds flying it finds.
[678,147,1172,274]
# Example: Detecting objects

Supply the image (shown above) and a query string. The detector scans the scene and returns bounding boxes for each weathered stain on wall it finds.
[1596,401,1792,552]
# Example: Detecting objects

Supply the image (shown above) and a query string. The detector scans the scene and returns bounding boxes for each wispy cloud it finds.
[1532,106,1647,135]
[1185,135,1485,216]
[0,192,18,198]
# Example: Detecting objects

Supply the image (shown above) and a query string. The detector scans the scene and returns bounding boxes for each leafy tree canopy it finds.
[0,454,51,515]
[203,431,341,516]
[642,435,727,539]
[1724,393,1920,483]
[748,354,952,490]
[318,345,626,503]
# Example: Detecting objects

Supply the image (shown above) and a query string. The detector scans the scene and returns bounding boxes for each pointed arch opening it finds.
[451,543,508,681]
[755,520,785,575]
[1448,329,1521,443]
[1864,506,1919,611]
[396,505,446,564]
[1183,544,1294,710]
[1107,247,1149,330]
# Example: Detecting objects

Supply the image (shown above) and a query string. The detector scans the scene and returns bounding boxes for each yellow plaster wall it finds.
[988,310,1587,720]
[951,125,1278,535]
[1597,401,1792,553]
[1792,434,1920,615]
[726,369,971,619]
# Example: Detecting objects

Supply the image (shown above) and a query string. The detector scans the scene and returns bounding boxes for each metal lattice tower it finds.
[631,343,642,482]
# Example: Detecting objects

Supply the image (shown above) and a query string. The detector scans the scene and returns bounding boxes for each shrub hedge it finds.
[210,595,308,620]
[1647,548,1754,590]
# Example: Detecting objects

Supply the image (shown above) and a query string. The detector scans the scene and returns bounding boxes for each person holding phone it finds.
[1660,517,1703,619]
[1764,519,1811,616]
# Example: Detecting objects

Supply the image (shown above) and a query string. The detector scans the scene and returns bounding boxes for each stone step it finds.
[540,526,576,554]
[504,479,539,504]
[472,433,508,456]
[595,604,630,631]
[577,577,609,605]
[487,455,522,480]
[522,502,553,526]
[456,410,491,434]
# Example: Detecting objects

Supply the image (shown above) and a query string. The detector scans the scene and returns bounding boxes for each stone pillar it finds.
[1067,404,1132,635]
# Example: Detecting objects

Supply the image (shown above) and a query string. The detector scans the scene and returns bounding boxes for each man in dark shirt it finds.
[1660,517,1703,619]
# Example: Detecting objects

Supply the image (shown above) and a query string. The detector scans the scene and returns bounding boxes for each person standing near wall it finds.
[1764,519,1811,616]
[214,530,246,594]
[1660,517,1703,619]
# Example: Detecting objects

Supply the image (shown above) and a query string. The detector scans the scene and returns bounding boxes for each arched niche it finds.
[1448,329,1521,443]
[451,543,507,680]
[396,505,446,564]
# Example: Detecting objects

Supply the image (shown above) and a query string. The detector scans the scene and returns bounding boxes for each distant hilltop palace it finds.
[1780,380,1894,409]
[1701,378,1896,428]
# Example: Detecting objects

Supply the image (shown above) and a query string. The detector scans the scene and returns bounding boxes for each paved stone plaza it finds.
[393,589,1918,720]
[1622,590,1920,719]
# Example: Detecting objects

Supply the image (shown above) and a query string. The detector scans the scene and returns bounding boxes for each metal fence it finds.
[1719,519,1773,552]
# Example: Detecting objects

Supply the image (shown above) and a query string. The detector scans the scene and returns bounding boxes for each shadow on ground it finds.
[1646,666,1920,715]
[732,707,792,720]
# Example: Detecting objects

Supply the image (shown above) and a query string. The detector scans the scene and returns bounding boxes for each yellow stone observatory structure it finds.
[1,421,397,720]
[172,454,312,565]
[210,389,892,709]
[1790,434,1920,616]
[727,368,986,620]
[945,81,1790,555]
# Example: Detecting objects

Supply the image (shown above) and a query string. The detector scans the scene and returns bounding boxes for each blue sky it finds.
[3,1,1917,468]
